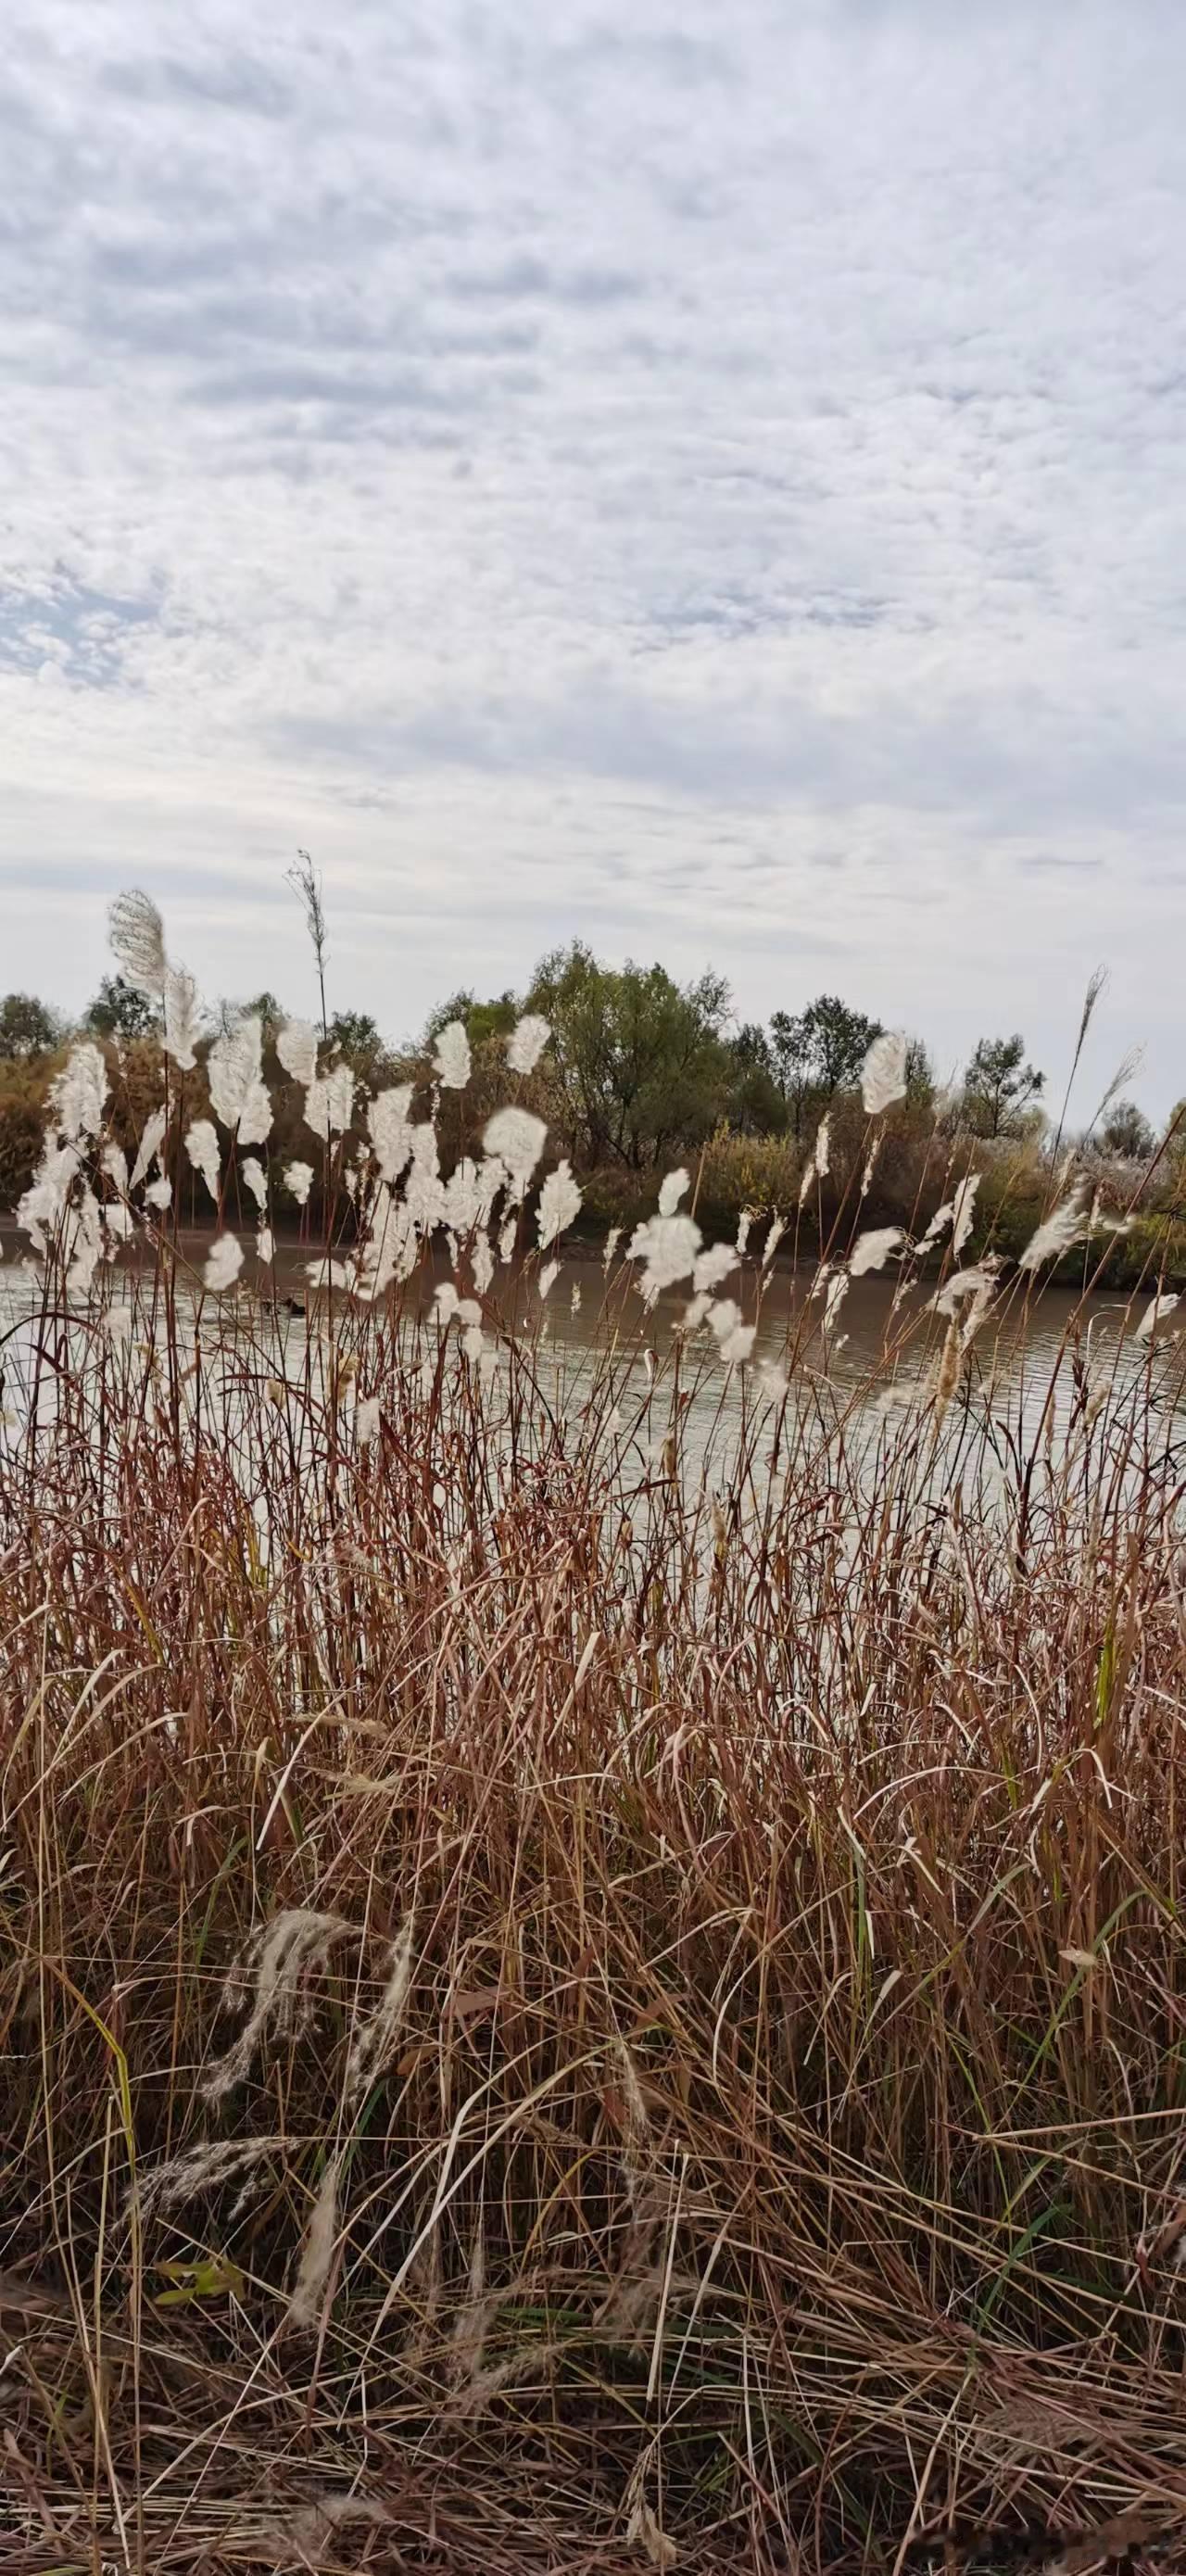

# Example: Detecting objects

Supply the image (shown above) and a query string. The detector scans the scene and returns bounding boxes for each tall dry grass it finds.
[3,907,1186,2573]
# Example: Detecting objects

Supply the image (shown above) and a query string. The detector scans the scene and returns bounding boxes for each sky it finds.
[2,0,1184,1109]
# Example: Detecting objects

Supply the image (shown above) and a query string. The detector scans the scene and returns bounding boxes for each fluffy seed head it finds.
[484,1105,548,1195]
[108,889,167,994]
[507,1013,550,1075]
[204,1233,245,1294]
[433,1019,472,1091]
[862,1029,908,1116]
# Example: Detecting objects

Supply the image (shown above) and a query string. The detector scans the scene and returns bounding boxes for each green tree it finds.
[328,1009,383,1066]
[0,992,60,1059]
[963,1035,1045,1139]
[85,974,160,1041]
[423,990,519,1050]
[1100,1098,1154,1161]
[768,996,884,1134]
[527,942,731,1171]
[727,1023,786,1136]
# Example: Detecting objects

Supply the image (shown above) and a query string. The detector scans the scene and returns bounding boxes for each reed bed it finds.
[3,903,1186,2574]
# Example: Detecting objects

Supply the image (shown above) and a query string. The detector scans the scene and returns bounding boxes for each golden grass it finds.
[2,1223,1186,2576]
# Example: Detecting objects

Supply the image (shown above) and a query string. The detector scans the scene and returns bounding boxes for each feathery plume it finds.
[850,1225,904,1277]
[862,1029,908,1115]
[658,1168,688,1217]
[507,1012,550,1074]
[208,1015,271,1144]
[284,1159,314,1206]
[736,1208,752,1255]
[824,1271,849,1336]
[1018,1183,1089,1273]
[304,1062,354,1142]
[184,1118,221,1200]
[368,1084,414,1182]
[101,1141,129,1197]
[205,1909,354,2104]
[763,1214,787,1269]
[929,1260,1000,1317]
[162,965,201,1070]
[433,1018,472,1091]
[484,1105,547,1196]
[708,1298,755,1364]
[603,1223,622,1272]
[108,889,167,994]
[203,1234,244,1294]
[50,1042,108,1144]
[257,1224,274,1264]
[145,1174,171,1211]
[276,1018,319,1086]
[628,1211,701,1300]
[1136,1292,1180,1342]
[798,1156,816,1208]
[539,1258,560,1300]
[814,1113,831,1177]
[951,1172,980,1257]
[693,1242,738,1294]
[356,1394,380,1445]
[130,1106,167,1192]
[536,1159,582,1250]
[240,1156,268,1211]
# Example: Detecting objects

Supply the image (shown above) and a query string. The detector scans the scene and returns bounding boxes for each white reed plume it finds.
[130,1105,168,1192]
[658,1168,688,1216]
[208,1015,271,1143]
[241,1156,268,1211]
[498,1215,517,1264]
[18,1141,81,1250]
[539,1258,560,1300]
[628,1211,701,1302]
[346,1917,416,2104]
[162,965,201,1070]
[257,1224,274,1264]
[862,1029,908,1115]
[368,1083,414,1182]
[536,1159,582,1249]
[50,1042,108,1144]
[203,1234,244,1294]
[736,1208,752,1254]
[708,1298,755,1364]
[132,2136,279,2221]
[356,1394,381,1445]
[814,1112,831,1177]
[929,1259,1000,1317]
[205,1909,355,2104]
[183,1118,219,1201]
[951,1171,980,1256]
[289,2153,342,2329]
[484,1105,547,1197]
[472,1231,495,1293]
[101,1139,129,1194]
[861,1139,880,1197]
[763,1214,787,1269]
[352,1184,411,1302]
[603,1224,622,1272]
[277,1018,319,1086]
[693,1242,738,1294]
[107,889,167,994]
[304,1061,354,1142]
[508,1012,549,1074]
[849,1225,903,1277]
[404,1121,446,1232]
[824,1271,849,1336]
[433,1018,472,1090]
[960,1275,998,1352]
[798,1156,816,1207]
[1136,1292,1180,1341]
[145,1174,171,1211]
[305,1256,354,1289]
[917,1196,953,1250]
[284,1159,314,1205]
[65,1187,104,1293]
[1018,1182,1089,1272]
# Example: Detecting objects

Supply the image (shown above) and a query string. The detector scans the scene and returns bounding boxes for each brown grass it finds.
[3,1224,1186,2574]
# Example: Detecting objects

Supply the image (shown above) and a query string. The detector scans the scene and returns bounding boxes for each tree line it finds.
[0,941,1158,1180]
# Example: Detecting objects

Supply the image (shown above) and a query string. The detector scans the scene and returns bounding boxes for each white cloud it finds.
[1,0,1184,1102]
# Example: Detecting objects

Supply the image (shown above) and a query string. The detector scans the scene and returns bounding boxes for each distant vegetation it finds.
[2,898,1181,1284]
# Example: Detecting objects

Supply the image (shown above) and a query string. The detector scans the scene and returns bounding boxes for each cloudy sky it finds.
[2,0,1184,1105]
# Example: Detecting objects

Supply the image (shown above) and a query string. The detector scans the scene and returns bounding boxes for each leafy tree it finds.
[727,1023,785,1136]
[1100,1098,1155,1161]
[0,992,60,1060]
[962,1035,1045,1139]
[328,1009,383,1066]
[768,996,884,1133]
[423,990,519,1050]
[85,974,160,1041]
[527,942,731,1171]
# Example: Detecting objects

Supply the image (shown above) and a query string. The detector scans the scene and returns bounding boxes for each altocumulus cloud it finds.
[1,0,1185,1100]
